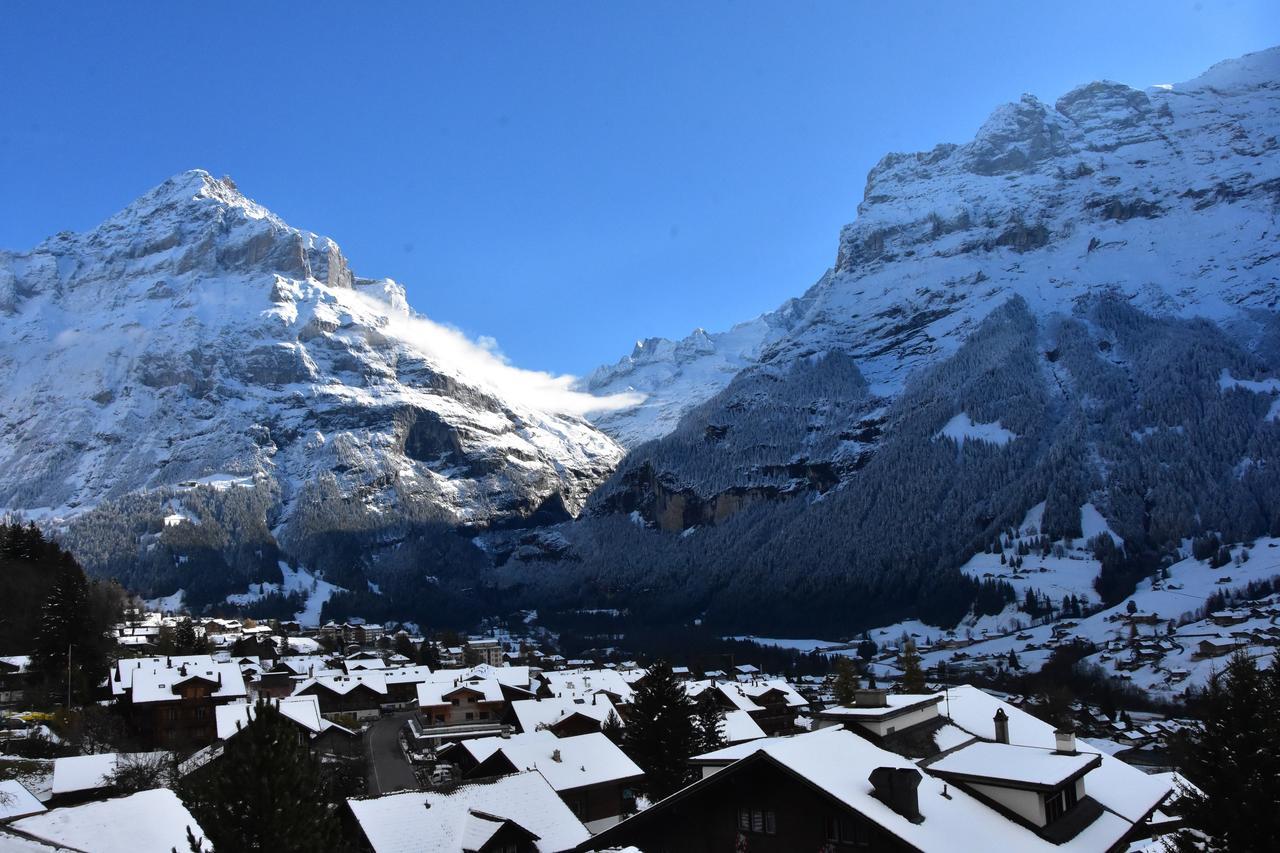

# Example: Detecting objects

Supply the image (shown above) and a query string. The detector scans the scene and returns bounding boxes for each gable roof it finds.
[511,696,620,734]
[215,695,355,741]
[293,670,388,697]
[589,729,1129,853]
[476,732,643,793]
[11,789,209,852]
[939,686,1173,823]
[348,771,589,853]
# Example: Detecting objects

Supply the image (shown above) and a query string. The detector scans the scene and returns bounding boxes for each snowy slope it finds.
[588,47,1280,447]
[0,171,629,597]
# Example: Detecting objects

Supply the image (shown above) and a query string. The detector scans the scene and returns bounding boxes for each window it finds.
[1044,785,1079,824]
[465,712,474,721]
[825,815,871,847]
[479,711,490,720]
[737,807,776,835]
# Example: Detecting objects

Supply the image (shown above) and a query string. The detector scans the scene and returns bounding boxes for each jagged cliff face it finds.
[0,172,624,601]
[584,48,1280,528]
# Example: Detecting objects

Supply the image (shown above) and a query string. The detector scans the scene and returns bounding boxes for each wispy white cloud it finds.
[342,289,643,418]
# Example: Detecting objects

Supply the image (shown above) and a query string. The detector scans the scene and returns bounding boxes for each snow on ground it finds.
[957,501,1111,604]
[1217,368,1280,394]
[223,561,344,626]
[920,539,1280,698]
[142,589,185,612]
[936,413,1017,446]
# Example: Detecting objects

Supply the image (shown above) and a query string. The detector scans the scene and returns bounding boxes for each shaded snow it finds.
[936,413,1017,446]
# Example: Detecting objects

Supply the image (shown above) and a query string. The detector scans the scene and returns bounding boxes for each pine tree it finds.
[601,709,625,745]
[1169,652,1280,851]
[174,619,201,654]
[897,642,926,693]
[692,691,726,754]
[180,699,342,851]
[622,660,694,799]
[833,656,859,705]
[32,561,98,704]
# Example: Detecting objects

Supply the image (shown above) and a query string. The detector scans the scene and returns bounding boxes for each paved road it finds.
[365,711,419,796]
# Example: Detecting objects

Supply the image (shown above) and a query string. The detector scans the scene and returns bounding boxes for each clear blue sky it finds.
[1,2,1275,376]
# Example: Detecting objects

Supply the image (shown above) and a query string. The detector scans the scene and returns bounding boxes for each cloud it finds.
[341,289,644,418]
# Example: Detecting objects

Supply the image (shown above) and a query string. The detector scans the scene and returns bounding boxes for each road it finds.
[365,711,419,796]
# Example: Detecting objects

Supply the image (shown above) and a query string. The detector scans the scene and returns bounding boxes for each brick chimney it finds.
[868,767,923,823]
[993,708,1010,744]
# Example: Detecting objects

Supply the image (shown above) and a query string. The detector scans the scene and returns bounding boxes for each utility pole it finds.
[66,642,72,708]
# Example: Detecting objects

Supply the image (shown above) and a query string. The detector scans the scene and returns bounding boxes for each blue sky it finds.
[1,2,1275,376]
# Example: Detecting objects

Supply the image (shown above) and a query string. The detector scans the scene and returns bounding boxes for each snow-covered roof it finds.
[686,677,807,712]
[294,670,387,696]
[692,726,844,763]
[511,695,619,734]
[928,741,1098,789]
[111,655,216,695]
[275,654,330,675]
[50,753,166,796]
[12,789,209,852]
[485,732,643,792]
[215,695,344,740]
[347,771,589,853]
[819,693,942,719]
[723,709,767,744]
[0,780,45,820]
[381,665,436,686]
[541,668,640,702]
[651,728,1130,852]
[417,677,505,707]
[443,730,558,766]
[940,686,1173,822]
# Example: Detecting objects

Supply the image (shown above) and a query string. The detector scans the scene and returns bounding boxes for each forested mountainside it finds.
[0,171,626,612]
[489,47,1280,636]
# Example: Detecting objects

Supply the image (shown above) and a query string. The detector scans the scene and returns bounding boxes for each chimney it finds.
[1054,728,1077,755]
[868,767,923,823]
[551,749,562,763]
[854,689,889,708]
[994,709,1010,744]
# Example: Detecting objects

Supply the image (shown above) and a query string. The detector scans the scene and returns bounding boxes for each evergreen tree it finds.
[897,642,926,693]
[856,633,878,661]
[180,699,342,851]
[692,691,726,754]
[601,709,624,745]
[1007,649,1021,670]
[833,656,860,706]
[622,660,694,799]
[32,561,101,705]
[174,619,202,655]
[1168,652,1280,851]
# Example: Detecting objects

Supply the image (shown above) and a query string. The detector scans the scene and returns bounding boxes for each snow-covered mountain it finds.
[588,47,1280,450]
[0,171,627,607]
[499,46,1280,638]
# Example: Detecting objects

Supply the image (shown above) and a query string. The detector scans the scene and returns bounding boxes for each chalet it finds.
[687,678,807,735]
[511,694,622,737]
[1196,637,1245,658]
[111,656,247,747]
[293,671,388,720]
[382,665,437,705]
[348,771,589,853]
[214,695,358,755]
[584,728,1129,853]
[814,690,943,739]
[466,731,643,833]
[0,656,34,706]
